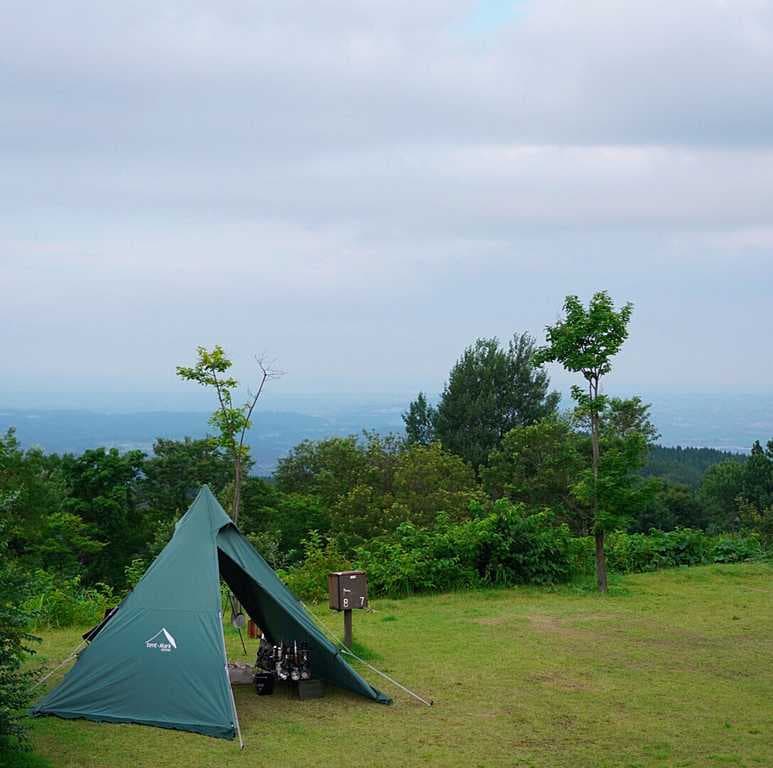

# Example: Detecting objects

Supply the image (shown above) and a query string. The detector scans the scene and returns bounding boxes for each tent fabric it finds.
[33,486,389,740]
[216,526,389,703]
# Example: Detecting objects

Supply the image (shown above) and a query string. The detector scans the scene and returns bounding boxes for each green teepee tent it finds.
[33,486,389,743]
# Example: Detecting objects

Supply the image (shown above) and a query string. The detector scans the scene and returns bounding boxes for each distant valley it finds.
[1,393,771,474]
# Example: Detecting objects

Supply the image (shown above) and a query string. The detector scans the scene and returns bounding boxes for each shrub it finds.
[709,533,764,563]
[22,571,114,629]
[355,516,479,596]
[123,558,147,590]
[246,530,289,571]
[572,529,764,575]
[277,531,351,602]
[281,514,765,601]
[470,501,573,585]
[605,528,709,572]
[567,536,596,577]
[352,501,573,597]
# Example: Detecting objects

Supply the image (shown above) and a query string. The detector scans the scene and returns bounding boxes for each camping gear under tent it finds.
[33,486,389,742]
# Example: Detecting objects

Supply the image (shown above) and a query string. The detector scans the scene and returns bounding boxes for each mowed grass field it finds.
[23,563,773,768]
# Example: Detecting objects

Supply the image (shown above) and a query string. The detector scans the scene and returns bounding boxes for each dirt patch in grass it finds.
[527,613,589,640]
[527,671,594,692]
[474,616,509,626]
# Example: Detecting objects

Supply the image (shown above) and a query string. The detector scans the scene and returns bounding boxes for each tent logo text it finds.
[145,628,177,652]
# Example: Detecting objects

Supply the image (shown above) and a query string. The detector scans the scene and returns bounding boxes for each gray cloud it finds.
[2,1,772,397]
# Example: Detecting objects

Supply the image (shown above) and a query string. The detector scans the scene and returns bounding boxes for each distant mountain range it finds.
[1,393,770,474]
[0,395,407,475]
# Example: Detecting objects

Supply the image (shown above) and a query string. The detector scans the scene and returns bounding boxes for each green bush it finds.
[123,557,148,590]
[471,501,573,586]
[277,531,351,602]
[23,571,114,629]
[567,536,596,577]
[605,528,709,572]
[351,501,573,597]
[709,533,764,563]
[355,516,479,596]
[570,529,764,575]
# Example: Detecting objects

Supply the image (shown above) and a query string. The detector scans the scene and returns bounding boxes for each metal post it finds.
[343,608,353,648]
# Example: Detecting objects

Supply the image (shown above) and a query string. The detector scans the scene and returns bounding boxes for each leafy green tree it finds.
[277,434,480,550]
[630,480,707,533]
[698,460,745,531]
[483,417,586,530]
[0,495,39,751]
[0,428,67,558]
[35,511,103,577]
[734,439,773,543]
[740,440,773,511]
[123,514,179,589]
[737,498,773,547]
[642,445,745,487]
[434,333,559,471]
[60,447,146,586]
[599,396,659,444]
[572,429,655,547]
[402,392,437,445]
[238,477,330,561]
[274,436,369,507]
[535,291,633,592]
[330,441,481,549]
[391,442,481,525]
[330,484,387,550]
[177,346,280,525]
[143,436,233,519]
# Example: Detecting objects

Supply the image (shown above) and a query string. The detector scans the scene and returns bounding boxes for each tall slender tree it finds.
[177,346,281,525]
[534,292,633,592]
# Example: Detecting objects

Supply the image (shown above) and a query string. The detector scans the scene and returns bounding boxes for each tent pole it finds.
[218,610,245,749]
[228,592,248,655]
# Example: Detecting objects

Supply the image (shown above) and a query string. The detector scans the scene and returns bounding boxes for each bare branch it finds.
[237,354,285,451]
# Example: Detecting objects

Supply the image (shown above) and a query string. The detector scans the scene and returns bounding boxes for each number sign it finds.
[328,571,368,611]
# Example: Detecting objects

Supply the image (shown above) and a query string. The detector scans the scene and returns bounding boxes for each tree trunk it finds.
[594,529,607,593]
[230,457,243,614]
[590,377,607,593]
[232,458,241,525]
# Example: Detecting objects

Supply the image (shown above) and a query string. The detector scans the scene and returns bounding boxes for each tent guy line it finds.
[298,600,434,708]
[30,641,87,692]
[339,648,434,707]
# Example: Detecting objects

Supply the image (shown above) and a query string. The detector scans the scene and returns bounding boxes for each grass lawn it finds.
[23,562,773,768]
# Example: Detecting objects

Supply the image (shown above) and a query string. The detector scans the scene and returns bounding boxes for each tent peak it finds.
[176,485,234,533]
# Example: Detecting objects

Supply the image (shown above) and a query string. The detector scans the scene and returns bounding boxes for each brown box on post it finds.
[328,571,368,611]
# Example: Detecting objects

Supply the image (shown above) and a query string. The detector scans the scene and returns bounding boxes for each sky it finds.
[2,0,773,402]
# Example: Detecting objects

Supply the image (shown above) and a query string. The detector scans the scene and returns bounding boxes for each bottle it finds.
[300,642,311,680]
[290,641,301,682]
[274,643,285,680]
[280,641,290,681]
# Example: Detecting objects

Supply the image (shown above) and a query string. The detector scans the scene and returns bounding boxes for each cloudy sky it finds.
[2,0,772,401]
